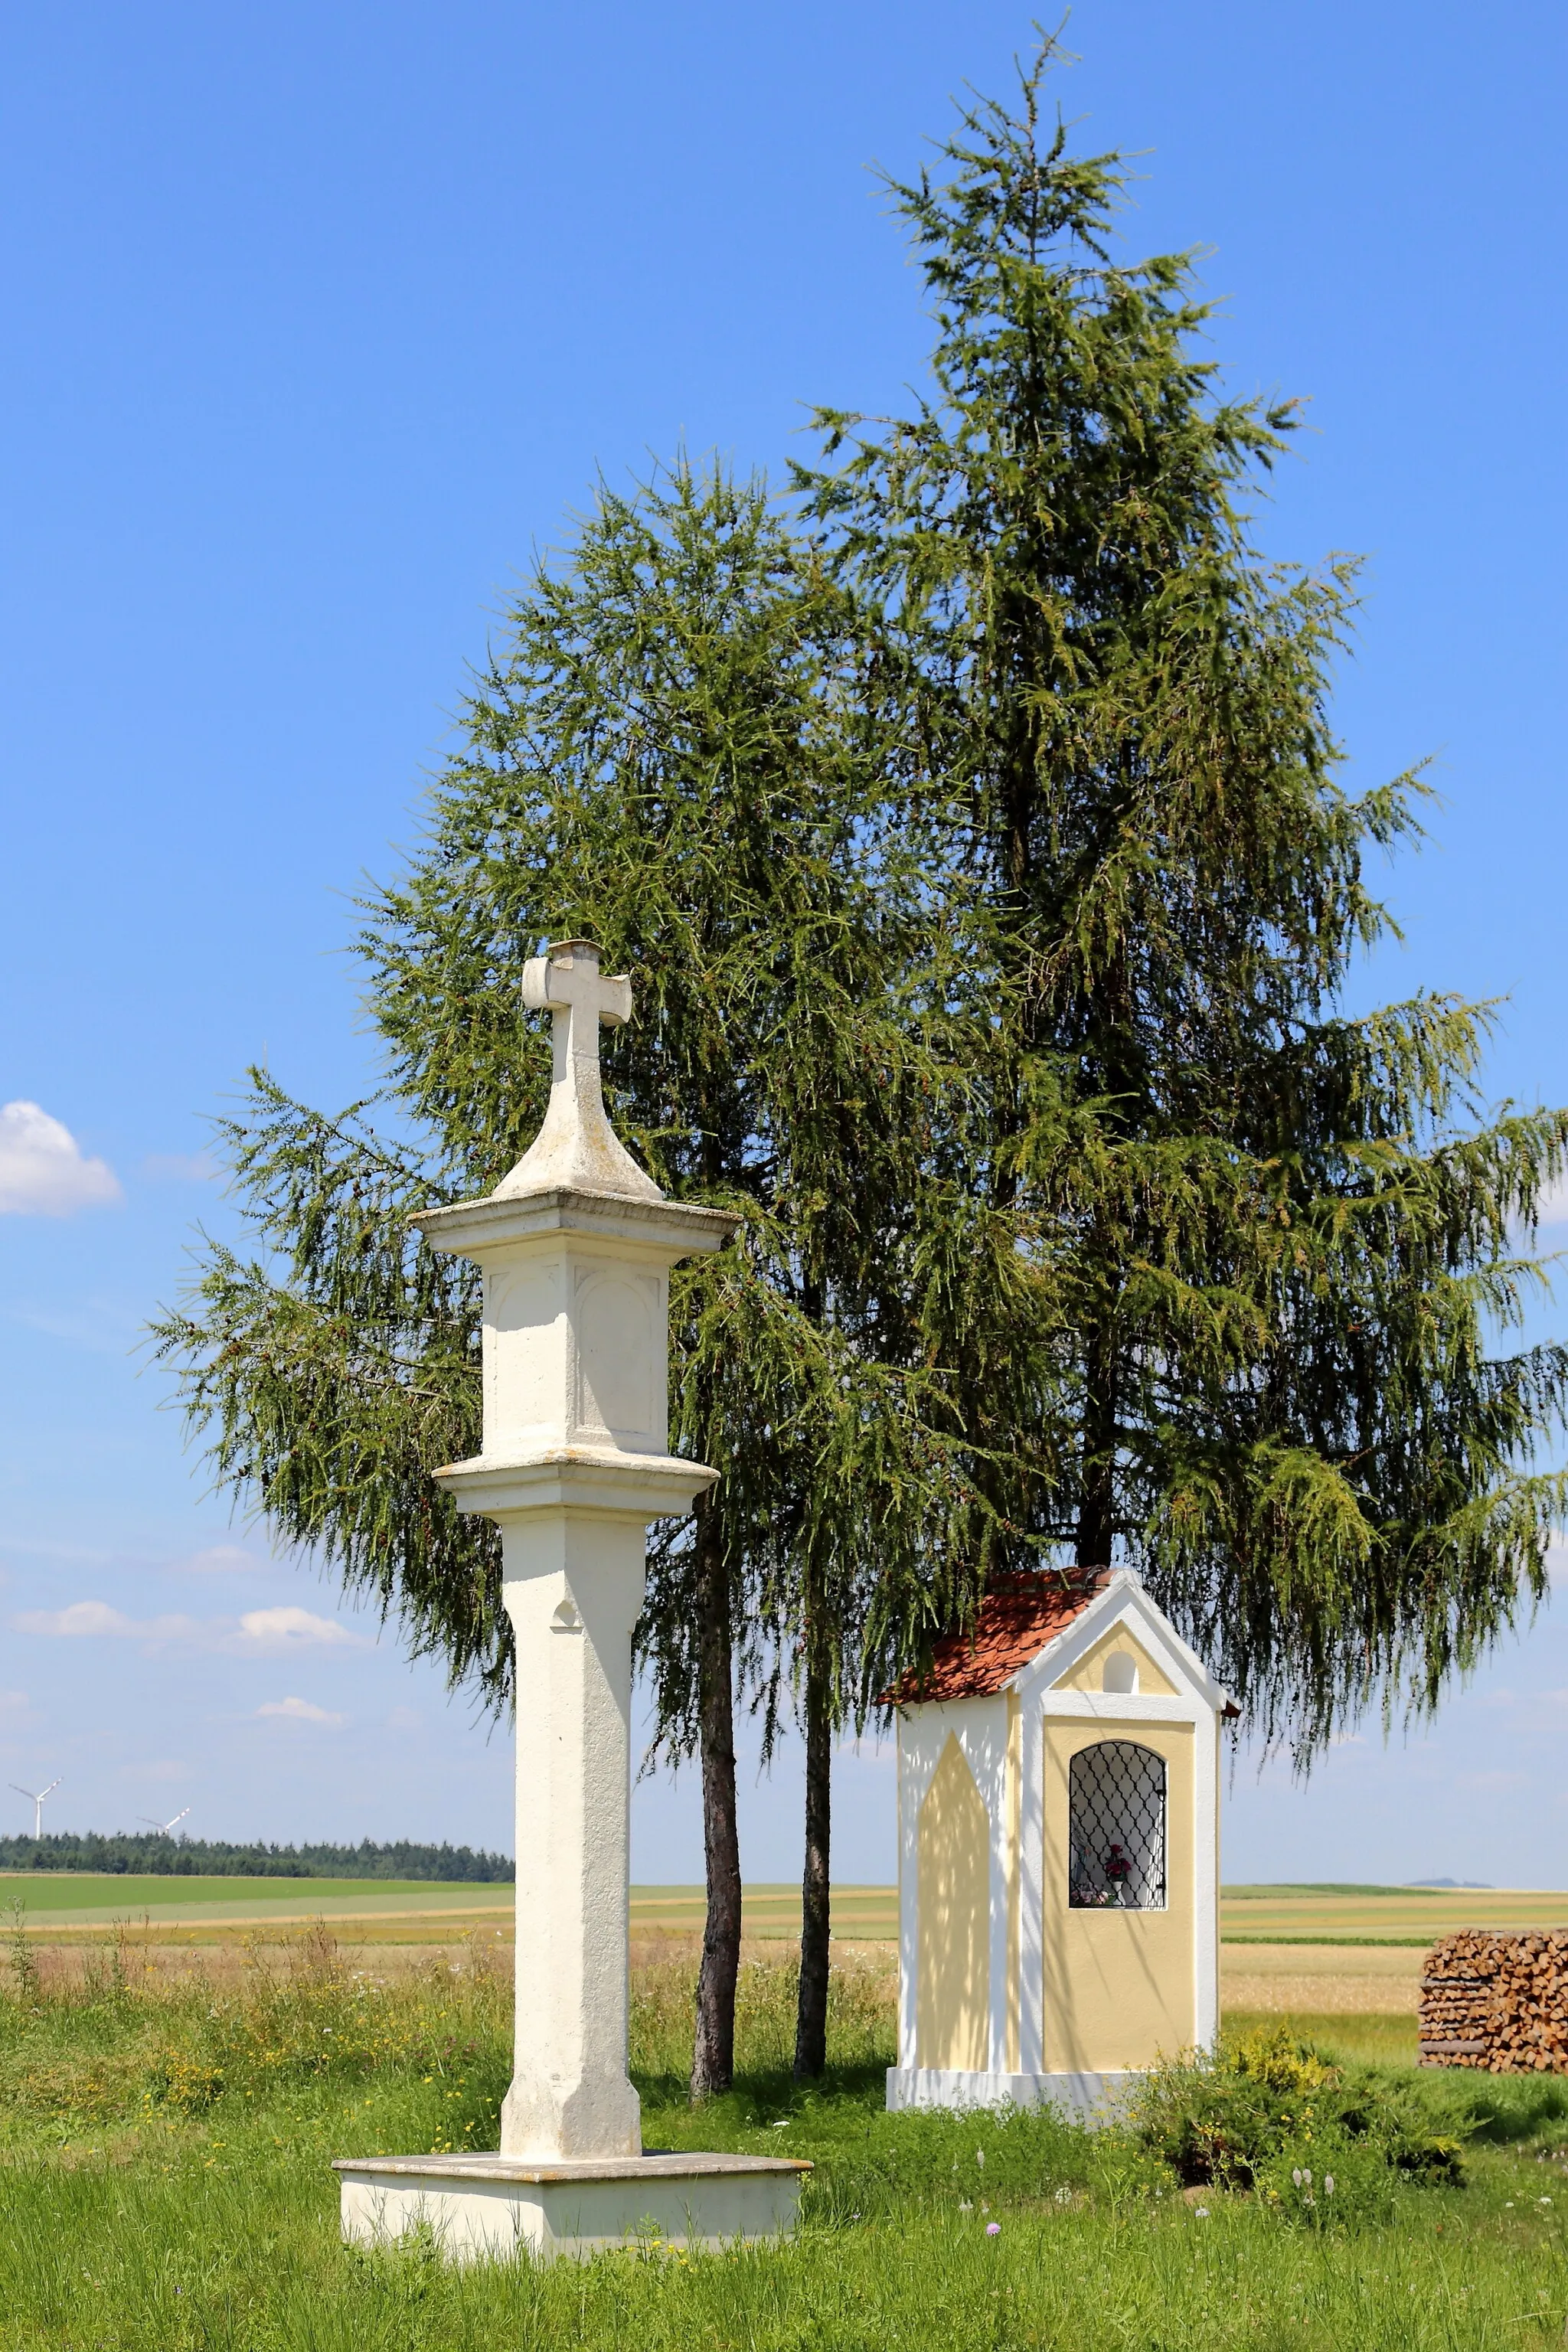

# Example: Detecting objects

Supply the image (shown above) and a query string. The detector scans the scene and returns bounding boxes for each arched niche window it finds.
[1067,1740,1167,1909]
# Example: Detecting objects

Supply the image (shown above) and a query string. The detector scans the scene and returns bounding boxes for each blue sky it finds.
[2,1,1566,1886]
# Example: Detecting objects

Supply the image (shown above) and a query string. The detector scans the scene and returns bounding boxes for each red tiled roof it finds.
[883,1568,1114,1705]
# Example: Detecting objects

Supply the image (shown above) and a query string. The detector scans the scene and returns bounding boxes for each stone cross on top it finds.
[495,938,662,1204]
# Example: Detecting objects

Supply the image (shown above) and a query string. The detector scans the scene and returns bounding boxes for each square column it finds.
[498,1503,649,2159]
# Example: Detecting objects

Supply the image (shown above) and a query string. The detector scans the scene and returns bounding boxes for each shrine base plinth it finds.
[335,2148,810,2263]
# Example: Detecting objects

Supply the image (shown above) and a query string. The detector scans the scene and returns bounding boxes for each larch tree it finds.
[153,460,1024,2090]
[799,41,1568,1754]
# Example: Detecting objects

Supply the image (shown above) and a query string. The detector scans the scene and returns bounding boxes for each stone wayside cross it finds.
[498,939,659,1204]
[333,939,809,2259]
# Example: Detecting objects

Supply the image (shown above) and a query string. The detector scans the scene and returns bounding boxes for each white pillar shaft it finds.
[500,1509,647,2161]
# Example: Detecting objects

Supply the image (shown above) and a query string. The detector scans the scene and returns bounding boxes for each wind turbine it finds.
[10,1779,60,1838]
[140,1808,190,1838]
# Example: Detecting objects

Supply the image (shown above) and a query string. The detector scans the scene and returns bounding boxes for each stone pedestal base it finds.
[335,2150,811,2263]
[885,2065,1133,2122]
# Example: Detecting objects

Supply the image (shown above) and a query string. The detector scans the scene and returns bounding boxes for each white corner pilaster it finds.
[1018,1695,1044,2076]
[1193,1711,1220,2052]
[896,1715,918,2068]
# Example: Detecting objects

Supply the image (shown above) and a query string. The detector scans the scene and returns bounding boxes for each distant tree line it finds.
[0,1832,513,1881]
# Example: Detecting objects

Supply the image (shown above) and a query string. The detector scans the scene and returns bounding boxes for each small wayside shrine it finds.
[334,941,808,2259]
[886,1567,1235,2117]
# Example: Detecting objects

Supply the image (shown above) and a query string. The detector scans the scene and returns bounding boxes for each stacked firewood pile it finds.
[1419,1931,1568,2070]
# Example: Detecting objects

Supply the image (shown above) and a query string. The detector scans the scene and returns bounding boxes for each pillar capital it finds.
[414,1188,736,1488]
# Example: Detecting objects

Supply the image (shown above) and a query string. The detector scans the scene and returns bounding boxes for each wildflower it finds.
[1323,2177,1334,2196]
[1054,2187,1073,2206]
[986,2222,1001,2236]
[1194,2207,1210,2220]
[976,2148,985,2168]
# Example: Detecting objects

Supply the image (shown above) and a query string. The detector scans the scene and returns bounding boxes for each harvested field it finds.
[1220,1940,1423,2016]
[18,1879,1568,2043]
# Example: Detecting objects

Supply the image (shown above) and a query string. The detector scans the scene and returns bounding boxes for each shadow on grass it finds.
[632,2062,1105,2226]
[633,2060,890,2124]
[1447,2076,1568,2145]
[1217,2012,1568,2158]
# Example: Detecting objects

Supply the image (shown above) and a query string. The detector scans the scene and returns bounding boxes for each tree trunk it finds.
[1074,1305,1119,1567]
[794,1594,831,2079]
[691,1495,742,2102]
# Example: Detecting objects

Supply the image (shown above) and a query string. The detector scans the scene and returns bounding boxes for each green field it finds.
[0,1873,511,1929]
[0,1875,896,1941]
[1221,1883,1568,1942]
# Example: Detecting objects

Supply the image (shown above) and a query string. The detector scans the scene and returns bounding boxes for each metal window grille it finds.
[1067,1740,1167,1909]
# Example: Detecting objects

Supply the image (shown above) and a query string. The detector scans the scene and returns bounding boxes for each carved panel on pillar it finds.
[574,1267,659,1446]
[485,1256,565,1452]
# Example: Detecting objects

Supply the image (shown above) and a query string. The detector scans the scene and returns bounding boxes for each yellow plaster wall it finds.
[1041,1719,1194,2073]
[1052,1623,1177,1697]
[916,1734,991,2071]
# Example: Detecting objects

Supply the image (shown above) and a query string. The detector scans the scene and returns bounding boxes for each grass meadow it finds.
[4,1915,1568,2349]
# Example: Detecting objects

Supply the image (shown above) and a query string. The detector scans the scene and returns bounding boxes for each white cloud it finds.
[1,1537,276,1576]
[0,1102,120,1216]
[12,1598,365,1652]
[257,1697,347,1726]
[235,1606,364,1651]
[15,1599,198,1641]
[0,1690,29,1715]
[1539,1178,1568,1227]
